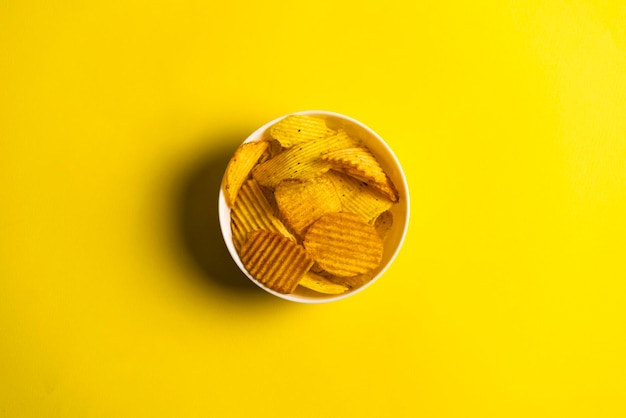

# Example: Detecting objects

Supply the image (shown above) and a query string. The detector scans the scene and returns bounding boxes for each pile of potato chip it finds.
[222,114,399,295]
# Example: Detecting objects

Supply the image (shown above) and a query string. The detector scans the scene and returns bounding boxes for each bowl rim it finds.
[218,110,410,303]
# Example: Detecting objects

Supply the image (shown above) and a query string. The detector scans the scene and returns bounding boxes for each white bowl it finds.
[218,110,410,303]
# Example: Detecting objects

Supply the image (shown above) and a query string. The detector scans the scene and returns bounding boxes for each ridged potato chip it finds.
[222,140,270,207]
[325,170,393,223]
[252,129,359,188]
[269,114,336,148]
[230,179,294,251]
[322,147,399,202]
[241,230,314,294]
[304,212,384,277]
[274,176,341,237]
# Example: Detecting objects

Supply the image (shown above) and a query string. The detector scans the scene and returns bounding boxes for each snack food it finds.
[274,175,341,238]
[241,230,313,294]
[325,170,393,223]
[299,272,350,295]
[222,140,270,207]
[322,147,399,202]
[303,212,384,277]
[269,114,335,148]
[221,113,403,297]
[251,129,358,188]
[230,178,295,251]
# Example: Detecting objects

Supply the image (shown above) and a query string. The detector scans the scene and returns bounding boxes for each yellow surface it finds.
[1,1,625,417]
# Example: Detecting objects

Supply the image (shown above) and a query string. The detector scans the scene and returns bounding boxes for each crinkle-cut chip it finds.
[298,272,349,295]
[274,176,341,237]
[252,129,360,188]
[222,140,270,208]
[304,212,384,277]
[374,210,394,240]
[322,147,399,202]
[230,179,294,251]
[269,115,336,148]
[325,171,393,223]
[241,230,314,294]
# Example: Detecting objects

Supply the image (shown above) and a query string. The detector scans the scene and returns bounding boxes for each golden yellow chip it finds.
[325,170,393,223]
[230,179,295,251]
[269,114,336,148]
[252,129,359,188]
[322,147,399,202]
[304,212,384,277]
[274,176,341,237]
[222,140,270,208]
[241,230,314,294]
[298,271,349,295]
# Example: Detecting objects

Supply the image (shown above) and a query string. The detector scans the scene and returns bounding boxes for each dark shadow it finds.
[174,130,270,298]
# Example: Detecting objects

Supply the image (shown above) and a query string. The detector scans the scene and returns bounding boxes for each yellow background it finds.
[1,1,625,417]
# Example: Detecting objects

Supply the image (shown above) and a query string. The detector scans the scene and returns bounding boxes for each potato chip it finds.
[298,271,349,295]
[222,140,270,208]
[274,176,341,237]
[304,212,384,277]
[269,114,336,148]
[230,179,294,251]
[241,230,314,294]
[325,170,393,223]
[322,147,398,202]
[252,129,359,188]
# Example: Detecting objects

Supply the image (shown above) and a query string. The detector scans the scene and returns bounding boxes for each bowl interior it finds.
[218,110,409,303]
